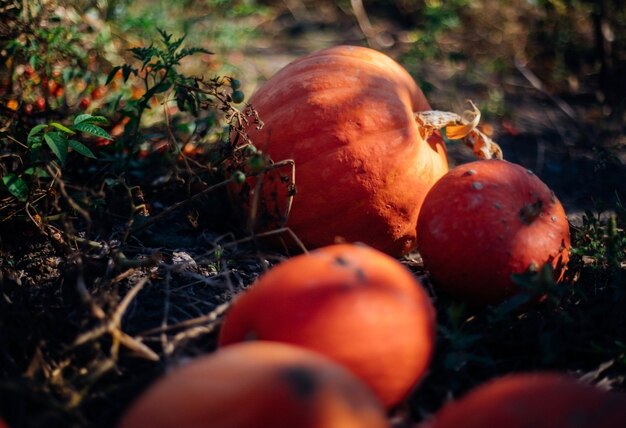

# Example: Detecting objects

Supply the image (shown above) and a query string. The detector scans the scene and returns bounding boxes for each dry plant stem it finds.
[351,0,378,49]
[248,158,296,232]
[224,227,308,255]
[415,100,504,160]
[45,163,92,224]
[160,267,173,357]
[138,302,230,337]
[71,277,160,362]
[514,59,582,128]
[130,177,232,234]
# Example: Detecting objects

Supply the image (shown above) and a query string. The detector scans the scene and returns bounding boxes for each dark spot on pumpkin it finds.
[279,366,318,399]
[355,267,367,283]
[472,182,483,190]
[493,202,502,210]
[334,256,349,266]
[464,169,477,176]
[519,199,543,225]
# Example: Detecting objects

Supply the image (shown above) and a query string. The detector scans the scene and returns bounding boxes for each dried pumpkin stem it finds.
[415,100,504,160]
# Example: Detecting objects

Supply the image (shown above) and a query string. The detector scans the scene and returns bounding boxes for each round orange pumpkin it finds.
[117,341,389,428]
[423,372,626,428]
[233,45,448,256]
[218,244,436,408]
[416,159,570,305]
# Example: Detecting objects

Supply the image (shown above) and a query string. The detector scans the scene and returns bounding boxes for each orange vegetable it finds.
[423,372,626,428]
[417,159,570,305]
[232,45,448,256]
[218,244,436,408]
[117,341,389,428]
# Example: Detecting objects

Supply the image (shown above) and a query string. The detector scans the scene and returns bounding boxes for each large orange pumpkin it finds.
[422,372,626,428]
[218,244,436,408]
[416,159,570,305]
[233,45,448,256]
[117,341,389,428]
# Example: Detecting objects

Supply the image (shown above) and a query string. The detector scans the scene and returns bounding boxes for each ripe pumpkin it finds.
[117,341,389,428]
[423,372,626,428]
[416,159,570,305]
[218,244,436,408]
[233,45,448,256]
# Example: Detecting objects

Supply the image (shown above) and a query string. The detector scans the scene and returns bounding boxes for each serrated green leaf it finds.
[28,124,48,143]
[122,65,134,82]
[2,173,29,201]
[73,122,113,140]
[74,114,108,125]
[44,133,68,163]
[50,122,75,134]
[68,139,96,159]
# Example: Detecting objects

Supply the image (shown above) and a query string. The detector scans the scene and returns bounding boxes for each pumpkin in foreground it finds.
[421,372,626,428]
[416,159,570,305]
[218,244,436,408]
[232,44,449,256]
[117,341,389,428]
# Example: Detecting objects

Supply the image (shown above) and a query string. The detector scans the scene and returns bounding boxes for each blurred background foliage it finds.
[3,0,625,122]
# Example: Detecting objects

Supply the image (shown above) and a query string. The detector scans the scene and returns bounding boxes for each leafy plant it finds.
[1,114,111,202]
[570,206,626,288]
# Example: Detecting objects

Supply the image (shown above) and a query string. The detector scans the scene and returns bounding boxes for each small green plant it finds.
[102,29,248,162]
[1,114,111,202]
[570,207,626,288]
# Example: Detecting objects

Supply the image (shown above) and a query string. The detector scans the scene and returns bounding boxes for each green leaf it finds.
[2,173,29,201]
[106,66,121,85]
[50,122,75,134]
[24,166,50,178]
[152,80,172,94]
[74,114,108,125]
[28,124,48,143]
[73,122,113,140]
[68,139,96,159]
[122,64,135,82]
[44,133,69,163]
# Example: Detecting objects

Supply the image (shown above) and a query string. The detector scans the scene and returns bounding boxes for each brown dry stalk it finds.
[415,100,504,160]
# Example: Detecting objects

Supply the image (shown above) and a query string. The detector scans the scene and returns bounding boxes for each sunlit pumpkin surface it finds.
[235,45,448,256]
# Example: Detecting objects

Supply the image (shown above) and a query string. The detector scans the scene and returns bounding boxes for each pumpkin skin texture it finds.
[218,244,436,408]
[235,45,448,256]
[416,159,570,305]
[424,373,626,428]
[117,341,389,428]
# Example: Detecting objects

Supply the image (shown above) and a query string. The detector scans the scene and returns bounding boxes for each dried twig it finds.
[130,177,232,234]
[71,277,160,361]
